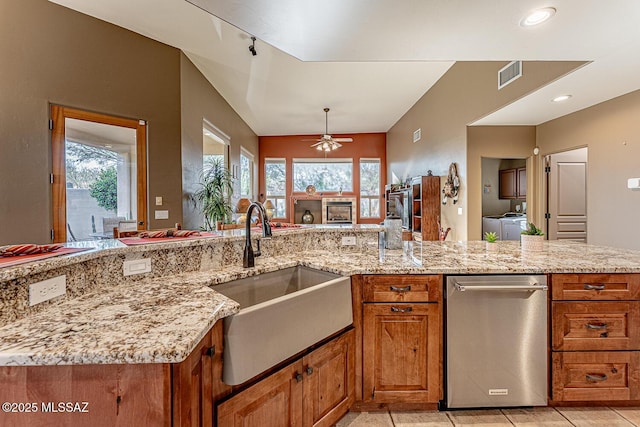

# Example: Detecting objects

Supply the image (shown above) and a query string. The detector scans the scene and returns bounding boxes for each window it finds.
[292,159,353,192]
[265,158,286,218]
[203,120,229,170]
[360,158,381,218]
[240,147,254,200]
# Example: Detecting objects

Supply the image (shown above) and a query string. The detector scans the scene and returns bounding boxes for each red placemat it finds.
[0,247,91,269]
[119,232,218,246]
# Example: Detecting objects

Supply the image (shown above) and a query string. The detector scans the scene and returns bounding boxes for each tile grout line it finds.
[498,409,517,426]
[609,406,639,427]
[553,407,580,427]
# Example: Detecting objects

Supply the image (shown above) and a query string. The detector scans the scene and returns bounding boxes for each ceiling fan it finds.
[306,108,353,151]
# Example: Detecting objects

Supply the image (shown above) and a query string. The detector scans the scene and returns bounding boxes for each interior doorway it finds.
[51,106,147,242]
[545,147,588,241]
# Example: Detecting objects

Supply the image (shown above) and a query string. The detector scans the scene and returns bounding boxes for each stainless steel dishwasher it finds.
[446,275,548,408]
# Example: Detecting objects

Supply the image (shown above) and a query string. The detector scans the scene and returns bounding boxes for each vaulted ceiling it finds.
[50,0,640,135]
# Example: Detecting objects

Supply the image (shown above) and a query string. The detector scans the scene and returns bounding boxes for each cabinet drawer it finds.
[552,301,640,351]
[363,275,441,302]
[552,274,640,301]
[552,351,640,401]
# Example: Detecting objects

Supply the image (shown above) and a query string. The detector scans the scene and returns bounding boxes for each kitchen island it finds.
[1,227,640,425]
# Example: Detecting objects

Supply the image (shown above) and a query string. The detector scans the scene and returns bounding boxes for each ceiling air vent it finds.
[498,61,522,90]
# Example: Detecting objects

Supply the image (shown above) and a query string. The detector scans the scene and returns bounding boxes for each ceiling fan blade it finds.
[310,141,323,147]
[332,138,353,142]
[302,138,322,142]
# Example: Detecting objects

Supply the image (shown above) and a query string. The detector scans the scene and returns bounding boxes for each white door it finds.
[546,147,588,241]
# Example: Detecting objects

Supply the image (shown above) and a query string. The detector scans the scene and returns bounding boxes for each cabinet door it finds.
[217,362,303,427]
[551,274,640,301]
[362,303,440,403]
[172,329,214,427]
[552,301,640,351]
[499,169,517,199]
[552,351,640,401]
[363,275,441,303]
[303,330,355,427]
[517,167,527,198]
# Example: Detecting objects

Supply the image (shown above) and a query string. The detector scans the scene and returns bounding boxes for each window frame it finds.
[239,146,255,200]
[264,157,287,219]
[359,158,382,218]
[291,158,354,193]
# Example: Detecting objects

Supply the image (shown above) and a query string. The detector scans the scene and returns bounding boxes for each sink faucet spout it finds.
[243,201,272,268]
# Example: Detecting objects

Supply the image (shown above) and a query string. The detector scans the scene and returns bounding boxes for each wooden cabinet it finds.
[217,330,355,427]
[411,176,441,241]
[499,167,526,199]
[359,275,441,406]
[217,361,304,427]
[552,351,640,402]
[551,274,640,403]
[172,326,215,427]
[0,322,224,427]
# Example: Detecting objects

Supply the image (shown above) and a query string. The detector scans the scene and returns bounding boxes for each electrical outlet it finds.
[154,210,169,220]
[29,275,66,306]
[341,236,356,246]
[123,258,152,276]
[458,207,463,215]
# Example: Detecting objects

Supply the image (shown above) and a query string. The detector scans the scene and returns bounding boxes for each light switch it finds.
[155,196,163,206]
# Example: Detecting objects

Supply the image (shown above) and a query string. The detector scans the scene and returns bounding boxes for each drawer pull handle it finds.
[586,322,608,330]
[584,283,606,291]
[585,373,608,382]
[390,285,412,292]
[391,306,413,313]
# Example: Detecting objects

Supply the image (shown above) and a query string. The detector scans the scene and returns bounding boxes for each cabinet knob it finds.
[306,366,314,376]
[295,373,303,383]
[205,346,215,357]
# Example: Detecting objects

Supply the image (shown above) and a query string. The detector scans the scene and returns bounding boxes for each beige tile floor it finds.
[335,407,640,426]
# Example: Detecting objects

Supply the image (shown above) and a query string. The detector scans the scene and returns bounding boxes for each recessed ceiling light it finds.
[552,95,572,102]
[520,7,556,27]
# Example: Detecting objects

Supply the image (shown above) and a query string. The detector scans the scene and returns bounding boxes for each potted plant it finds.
[192,158,234,231]
[521,222,545,251]
[484,231,498,251]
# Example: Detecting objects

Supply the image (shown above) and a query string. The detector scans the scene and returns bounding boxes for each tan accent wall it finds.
[467,126,536,239]
[387,61,584,241]
[180,54,258,230]
[0,0,182,244]
[536,89,640,250]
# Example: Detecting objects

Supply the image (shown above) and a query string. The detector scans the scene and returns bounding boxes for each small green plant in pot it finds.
[521,222,544,251]
[484,231,498,251]
[191,158,234,231]
[484,231,498,243]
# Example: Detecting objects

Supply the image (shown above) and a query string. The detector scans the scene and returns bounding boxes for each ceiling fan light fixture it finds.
[520,7,556,27]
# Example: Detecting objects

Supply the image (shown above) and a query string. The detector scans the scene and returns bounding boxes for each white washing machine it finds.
[482,215,527,240]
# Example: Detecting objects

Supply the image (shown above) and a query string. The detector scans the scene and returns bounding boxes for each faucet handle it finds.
[254,238,261,257]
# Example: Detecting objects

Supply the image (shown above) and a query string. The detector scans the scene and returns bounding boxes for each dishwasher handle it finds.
[454,282,548,292]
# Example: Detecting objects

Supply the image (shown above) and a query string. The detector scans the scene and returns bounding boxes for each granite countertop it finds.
[2,235,640,367]
[0,275,239,366]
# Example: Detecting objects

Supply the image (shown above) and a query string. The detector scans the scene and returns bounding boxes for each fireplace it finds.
[322,198,356,224]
